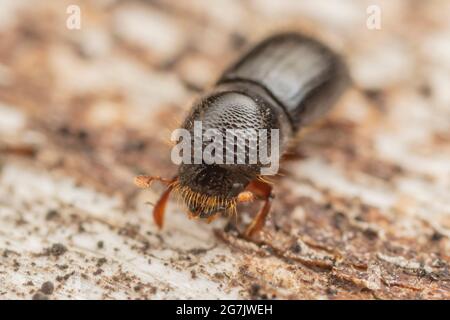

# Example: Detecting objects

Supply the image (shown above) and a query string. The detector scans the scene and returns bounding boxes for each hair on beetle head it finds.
[171,179,238,218]
[170,155,259,222]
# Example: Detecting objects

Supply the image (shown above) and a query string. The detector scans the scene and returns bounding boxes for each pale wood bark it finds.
[0,0,449,299]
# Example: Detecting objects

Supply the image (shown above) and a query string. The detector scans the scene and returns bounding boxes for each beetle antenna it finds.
[134,175,174,188]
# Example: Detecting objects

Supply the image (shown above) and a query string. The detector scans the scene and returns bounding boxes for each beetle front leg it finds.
[134,175,177,229]
[152,185,173,229]
[242,179,273,237]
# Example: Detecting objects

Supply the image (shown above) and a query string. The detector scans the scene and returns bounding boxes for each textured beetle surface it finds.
[136,32,350,234]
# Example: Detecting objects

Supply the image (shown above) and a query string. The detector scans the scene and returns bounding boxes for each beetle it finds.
[135,33,350,237]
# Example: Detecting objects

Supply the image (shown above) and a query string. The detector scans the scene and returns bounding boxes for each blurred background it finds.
[0,0,449,299]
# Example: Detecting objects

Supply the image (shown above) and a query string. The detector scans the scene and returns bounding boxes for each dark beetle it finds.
[135,33,350,236]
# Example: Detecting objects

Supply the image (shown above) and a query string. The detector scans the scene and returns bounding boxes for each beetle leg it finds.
[188,211,201,220]
[237,191,254,203]
[0,144,36,157]
[134,175,177,229]
[206,214,219,224]
[152,185,173,229]
[245,194,273,237]
[246,179,273,198]
[244,179,273,237]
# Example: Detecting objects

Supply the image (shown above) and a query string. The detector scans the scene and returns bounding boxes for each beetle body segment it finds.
[220,33,350,131]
